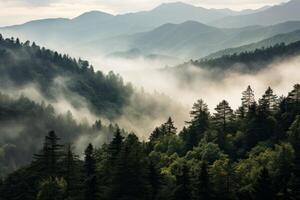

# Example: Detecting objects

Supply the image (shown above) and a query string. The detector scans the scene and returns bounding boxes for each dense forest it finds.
[0,34,133,119]
[2,84,300,200]
[191,41,300,72]
[0,92,126,177]
[0,35,188,178]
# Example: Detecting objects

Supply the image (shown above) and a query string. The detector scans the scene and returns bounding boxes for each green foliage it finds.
[196,41,300,72]
[36,177,66,200]
[2,59,300,200]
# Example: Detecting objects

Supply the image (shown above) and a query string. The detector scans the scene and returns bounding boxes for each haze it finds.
[0,0,288,26]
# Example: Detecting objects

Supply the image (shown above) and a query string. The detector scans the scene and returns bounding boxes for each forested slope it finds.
[0,34,133,119]
[0,35,185,178]
[193,41,300,72]
[2,84,300,200]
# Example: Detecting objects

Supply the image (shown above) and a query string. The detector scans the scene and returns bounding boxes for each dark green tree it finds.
[195,162,211,200]
[84,144,97,200]
[174,163,191,200]
[258,87,278,114]
[253,168,274,200]
[33,131,63,178]
[185,99,210,150]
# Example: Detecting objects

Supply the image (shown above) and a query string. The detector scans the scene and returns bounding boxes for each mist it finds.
[88,53,300,113]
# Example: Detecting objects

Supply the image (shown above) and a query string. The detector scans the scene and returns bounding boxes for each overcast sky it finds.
[0,0,288,26]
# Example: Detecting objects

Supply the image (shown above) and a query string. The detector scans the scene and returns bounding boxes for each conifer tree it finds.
[287,84,300,112]
[37,177,66,200]
[185,99,210,150]
[195,162,211,200]
[108,128,124,162]
[253,168,274,200]
[288,116,300,199]
[110,134,149,200]
[258,87,278,113]
[62,144,81,200]
[84,144,97,200]
[174,163,191,200]
[237,86,255,118]
[242,85,255,113]
[213,100,234,132]
[33,131,63,178]
[163,117,177,135]
[149,161,161,200]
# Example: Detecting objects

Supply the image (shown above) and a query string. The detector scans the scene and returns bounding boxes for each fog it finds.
[87,54,300,112]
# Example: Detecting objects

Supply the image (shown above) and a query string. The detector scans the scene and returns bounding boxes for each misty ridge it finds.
[1,0,300,200]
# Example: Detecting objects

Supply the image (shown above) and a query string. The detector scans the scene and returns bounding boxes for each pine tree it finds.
[258,87,278,113]
[36,177,66,200]
[213,100,234,132]
[149,127,162,142]
[174,163,191,200]
[108,128,124,162]
[195,162,211,200]
[287,84,300,113]
[237,86,255,119]
[253,168,274,200]
[185,99,210,150]
[163,117,177,135]
[149,161,161,200]
[242,85,255,113]
[84,144,97,200]
[33,131,63,178]
[62,144,81,200]
[110,134,150,200]
[288,116,300,199]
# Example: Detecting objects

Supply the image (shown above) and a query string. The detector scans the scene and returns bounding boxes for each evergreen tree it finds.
[253,168,274,200]
[213,100,234,132]
[163,117,177,135]
[195,162,211,200]
[148,161,161,200]
[62,144,81,200]
[213,100,234,147]
[258,87,278,113]
[36,177,66,200]
[241,85,255,114]
[174,163,191,200]
[288,116,300,199]
[33,131,63,178]
[84,144,97,200]
[287,84,300,113]
[110,134,149,200]
[185,99,210,150]
[108,128,124,163]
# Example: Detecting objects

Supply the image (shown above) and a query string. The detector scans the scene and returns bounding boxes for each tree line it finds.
[2,84,300,200]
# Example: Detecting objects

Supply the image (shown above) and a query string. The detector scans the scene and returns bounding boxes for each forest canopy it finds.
[1,84,300,200]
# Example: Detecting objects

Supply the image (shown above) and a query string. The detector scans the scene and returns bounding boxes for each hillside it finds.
[2,84,300,199]
[212,0,300,28]
[195,41,300,72]
[0,35,133,119]
[93,20,300,59]
[0,92,122,177]
[206,29,300,59]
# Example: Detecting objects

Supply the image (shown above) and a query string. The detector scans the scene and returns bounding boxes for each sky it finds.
[0,0,289,26]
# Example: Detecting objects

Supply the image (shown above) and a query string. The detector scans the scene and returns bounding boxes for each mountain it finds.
[92,20,300,59]
[0,1,269,54]
[212,0,300,28]
[205,29,300,59]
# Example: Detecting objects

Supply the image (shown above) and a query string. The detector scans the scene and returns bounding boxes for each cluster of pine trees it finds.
[0,34,134,119]
[1,84,300,200]
[194,41,300,72]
